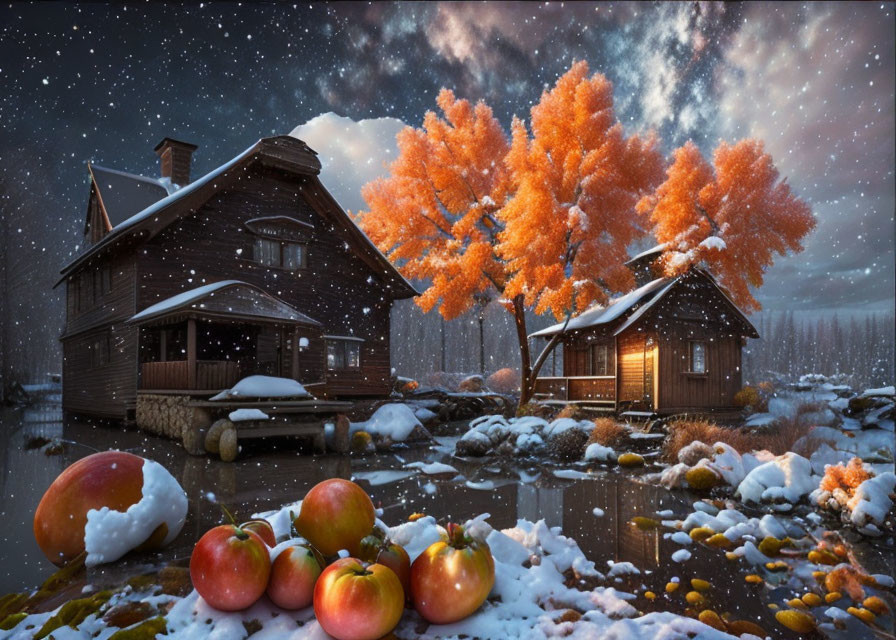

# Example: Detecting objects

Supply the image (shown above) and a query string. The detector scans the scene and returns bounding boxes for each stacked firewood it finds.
[135,394,210,440]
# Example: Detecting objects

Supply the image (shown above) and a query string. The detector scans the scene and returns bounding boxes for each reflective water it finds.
[1,404,892,639]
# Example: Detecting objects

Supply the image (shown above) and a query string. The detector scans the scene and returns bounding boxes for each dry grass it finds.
[555,404,590,420]
[662,406,822,462]
[587,418,627,447]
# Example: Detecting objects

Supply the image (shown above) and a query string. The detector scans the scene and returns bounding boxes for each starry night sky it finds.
[1,2,893,372]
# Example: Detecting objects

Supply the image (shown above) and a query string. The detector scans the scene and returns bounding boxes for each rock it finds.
[678,441,714,466]
[456,433,491,457]
[775,610,816,633]
[685,466,720,490]
[182,423,207,456]
[219,427,238,462]
[458,375,484,393]
[351,431,375,454]
[103,601,154,628]
[617,452,645,467]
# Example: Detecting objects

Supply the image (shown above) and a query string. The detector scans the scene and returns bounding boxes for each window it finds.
[326,338,362,370]
[690,341,706,374]
[253,237,306,270]
[590,343,612,376]
[89,332,110,367]
[246,216,311,271]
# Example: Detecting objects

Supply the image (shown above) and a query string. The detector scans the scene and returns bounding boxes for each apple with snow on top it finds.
[240,519,276,547]
[293,478,375,557]
[411,522,495,624]
[33,450,187,566]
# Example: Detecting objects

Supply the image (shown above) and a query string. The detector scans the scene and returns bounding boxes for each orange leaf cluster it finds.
[819,457,873,495]
[498,61,664,319]
[358,89,511,319]
[637,139,815,311]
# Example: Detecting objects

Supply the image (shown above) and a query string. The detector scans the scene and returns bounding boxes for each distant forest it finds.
[391,300,896,391]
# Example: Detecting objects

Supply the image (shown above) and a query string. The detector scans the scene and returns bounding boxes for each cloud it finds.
[289,113,405,213]
[715,3,895,311]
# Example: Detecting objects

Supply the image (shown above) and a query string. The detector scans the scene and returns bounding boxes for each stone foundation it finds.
[136,393,212,440]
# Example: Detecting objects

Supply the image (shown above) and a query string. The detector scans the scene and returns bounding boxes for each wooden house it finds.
[531,247,758,414]
[57,136,417,420]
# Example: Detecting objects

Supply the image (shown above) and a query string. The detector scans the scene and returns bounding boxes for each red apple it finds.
[359,532,411,604]
[240,519,276,547]
[267,544,322,610]
[34,451,158,565]
[411,523,494,624]
[190,524,271,611]
[293,479,375,557]
[313,557,404,640]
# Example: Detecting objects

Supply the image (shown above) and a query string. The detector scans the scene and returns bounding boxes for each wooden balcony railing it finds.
[140,360,241,391]
[533,376,616,403]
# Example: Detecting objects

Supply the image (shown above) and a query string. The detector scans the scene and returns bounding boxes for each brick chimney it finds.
[154,137,198,186]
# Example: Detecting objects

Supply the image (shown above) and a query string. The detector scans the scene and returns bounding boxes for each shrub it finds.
[662,414,818,462]
[734,386,760,408]
[819,458,873,495]
[556,404,589,420]
[517,402,552,418]
[486,368,520,395]
[587,418,626,447]
[549,429,589,462]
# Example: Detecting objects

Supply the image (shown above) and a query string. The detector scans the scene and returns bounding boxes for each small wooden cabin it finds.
[57,136,417,419]
[531,248,758,414]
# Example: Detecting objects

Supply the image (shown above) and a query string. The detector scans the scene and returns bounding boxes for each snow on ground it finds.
[405,461,459,476]
[1,506,743,640]
[736,452,819,505]
[350,403,423,441]
[457,414,596,456]
[210,375,311,401]
[228,408,269,422]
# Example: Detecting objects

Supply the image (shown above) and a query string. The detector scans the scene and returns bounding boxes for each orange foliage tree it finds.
[498,61,664,400]
[637,139,815,311]
[359,62,664,402]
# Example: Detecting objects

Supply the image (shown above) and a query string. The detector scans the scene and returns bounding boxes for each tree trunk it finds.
[512,295,534,404]
[478,310,485,375]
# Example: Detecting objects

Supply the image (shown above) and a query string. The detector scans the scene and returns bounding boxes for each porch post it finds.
[187,319,197,389]
[291,327,300,380]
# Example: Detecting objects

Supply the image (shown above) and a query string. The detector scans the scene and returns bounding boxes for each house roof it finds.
[59,136,418,299]
[128,280,321,326]
[624,243,667,266]
[529,277,674,338]
[87,164,175,229]
[529,269,759,339]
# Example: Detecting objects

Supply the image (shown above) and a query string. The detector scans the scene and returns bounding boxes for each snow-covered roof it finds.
[89,164,174,228]
[612,278,680,336]
[529,277,673,338]
[59,136,418,298]
[624,243,667,266]
[128,280,321,326]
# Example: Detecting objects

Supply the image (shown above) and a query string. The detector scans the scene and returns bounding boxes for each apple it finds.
[34,450,175,565]
[267,543,322,610]
[411,523,495,624]
[359,530,411,604]
[313,557,404,640]
[293,479,375,557]
[190,524,270,611]
[240,519,276,547]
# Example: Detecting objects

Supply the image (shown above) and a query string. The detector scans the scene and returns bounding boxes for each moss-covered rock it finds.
[108,616,168,639]
[351,431,375,454]
[617,452,645,467]
[685,466,720,490]
[549,429,589,462]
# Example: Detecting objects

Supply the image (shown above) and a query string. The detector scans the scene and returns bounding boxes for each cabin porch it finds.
[533,376,616,406]
[136,318,324,393]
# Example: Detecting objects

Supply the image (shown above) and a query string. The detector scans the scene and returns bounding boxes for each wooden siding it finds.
[62,252,138,418]
[62,323,138,418]
[136,164,395,397]
[655,333,742,411]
